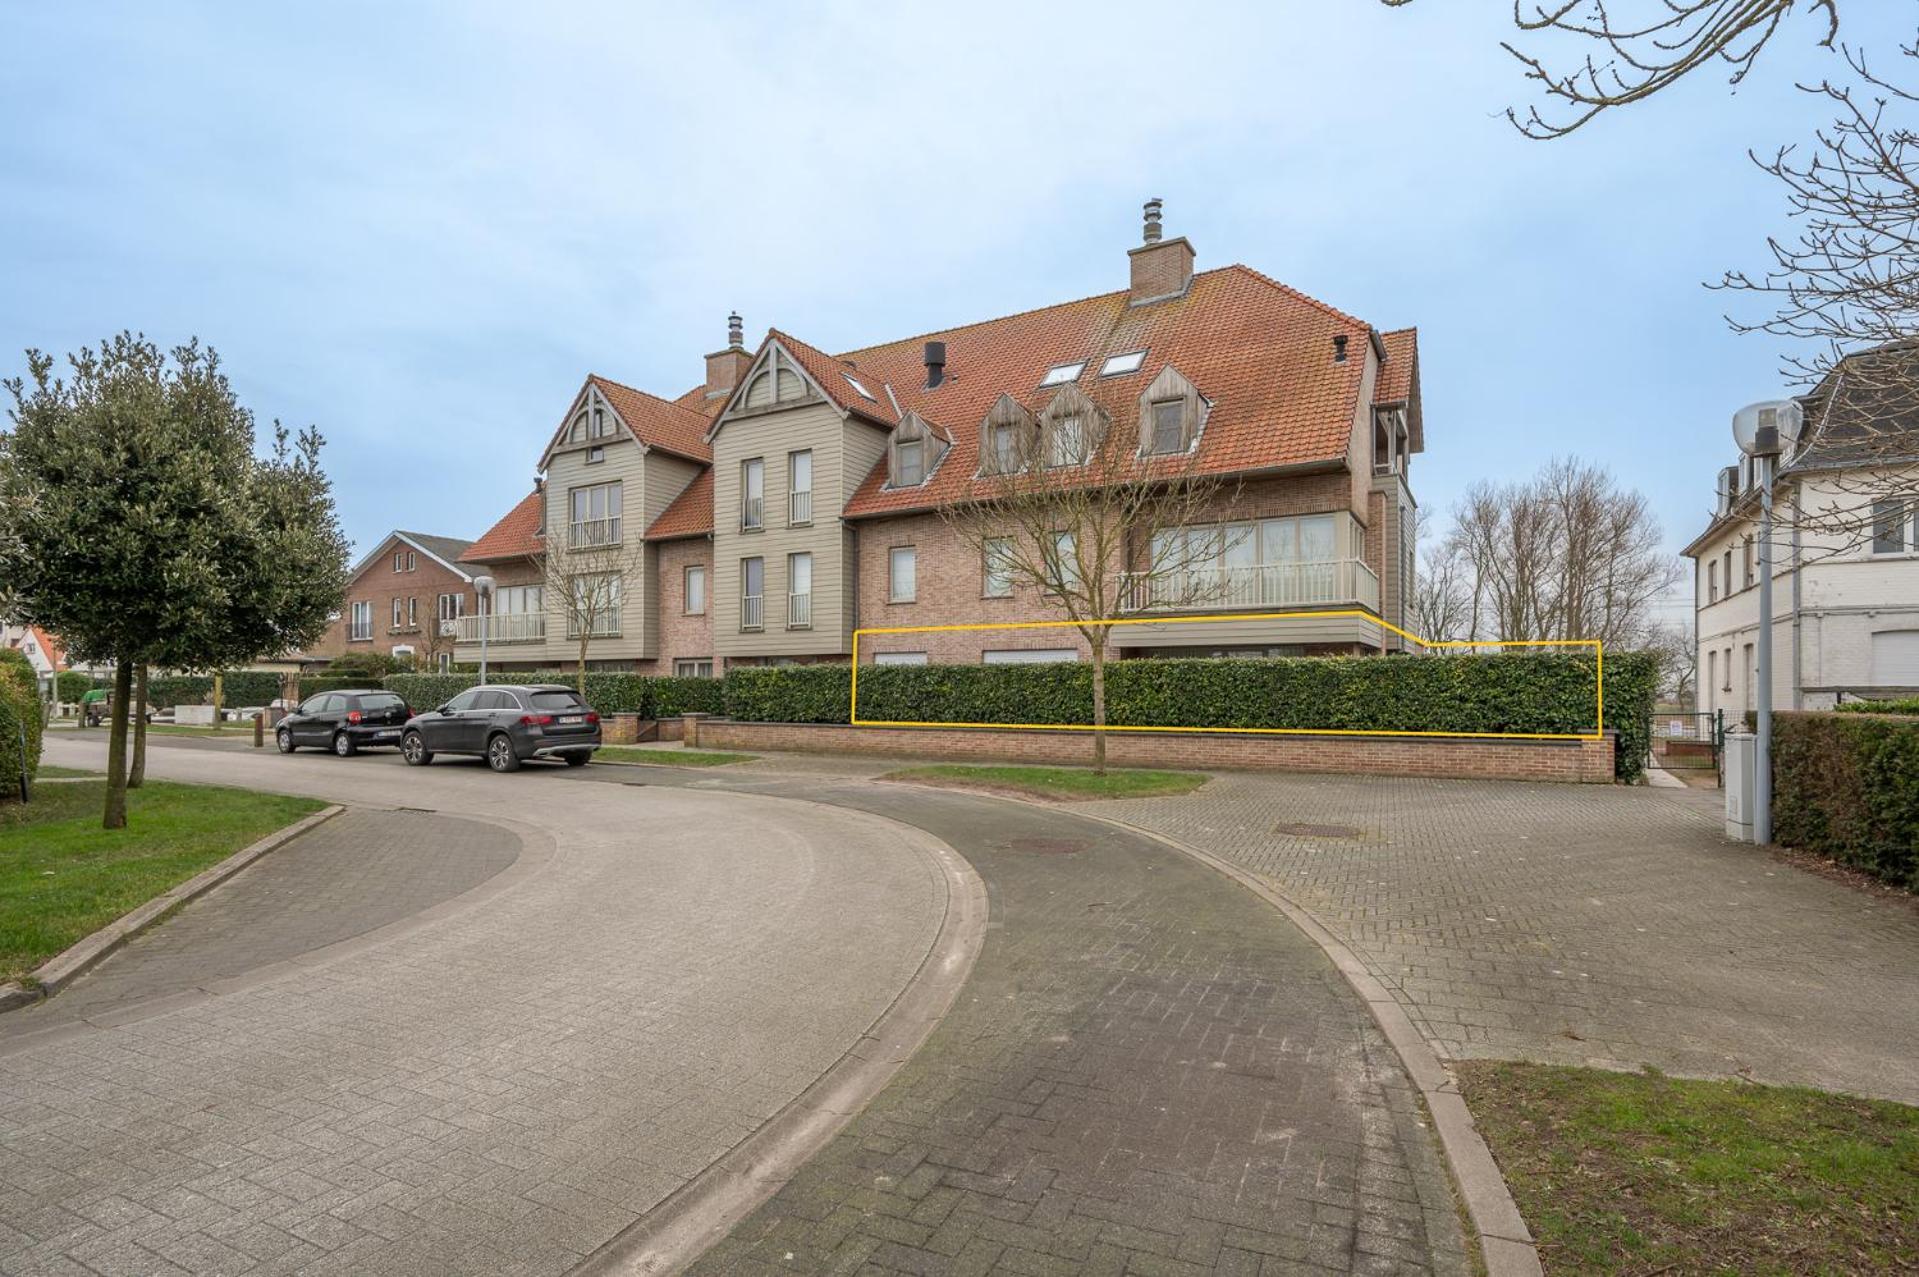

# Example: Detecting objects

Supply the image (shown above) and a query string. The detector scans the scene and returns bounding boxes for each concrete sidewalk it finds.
[1082,771,1919,1103]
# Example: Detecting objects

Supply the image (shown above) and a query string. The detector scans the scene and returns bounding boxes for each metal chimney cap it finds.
[726,311,744,350]
[1143,198,1164,244]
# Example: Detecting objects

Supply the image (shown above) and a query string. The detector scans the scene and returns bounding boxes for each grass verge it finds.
[882,764,1209,801]
[594,747,758,768]
[1457,1061,1919,1275]
[37,766,100,779]
[0,780,324,981]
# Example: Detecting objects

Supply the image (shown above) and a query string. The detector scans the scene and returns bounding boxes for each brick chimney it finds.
[704,311,751,398]
[1128,198,1195,305]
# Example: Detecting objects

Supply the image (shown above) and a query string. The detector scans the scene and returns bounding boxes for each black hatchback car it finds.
[276,689,414,756]
[400,684,601,772]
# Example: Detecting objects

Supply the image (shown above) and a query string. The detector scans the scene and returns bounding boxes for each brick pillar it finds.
[682,712,707,748]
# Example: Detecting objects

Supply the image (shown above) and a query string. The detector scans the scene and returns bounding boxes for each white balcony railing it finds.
[741,593,764,631]
[450,613,547,644]
[789,489,812,525]
[1117,559,1381,615]
[566,614,621,640]
[569,517,622,549]
[742,496,764,531]
[787,592,812,629]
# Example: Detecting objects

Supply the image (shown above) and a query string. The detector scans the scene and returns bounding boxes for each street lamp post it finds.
[1731,399,1802,846]
[474,575,495,685]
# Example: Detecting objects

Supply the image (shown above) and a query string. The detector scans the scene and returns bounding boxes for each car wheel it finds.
[332,731,357,758]
[563,752,590,767]
[276,726,296,754]
[401,731,432,766]
[487,733,521,773]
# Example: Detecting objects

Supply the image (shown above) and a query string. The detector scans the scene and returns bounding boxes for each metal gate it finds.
[1652,710,1723,776]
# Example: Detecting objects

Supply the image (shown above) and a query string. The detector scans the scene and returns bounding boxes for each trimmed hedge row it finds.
[726,652,1660,782]
[1837,696,1919,715]
[0,649,44,800]
[56,671,103,704]
[145,671,287,710]
[380,671,726,719]
[1773,711,1919,889]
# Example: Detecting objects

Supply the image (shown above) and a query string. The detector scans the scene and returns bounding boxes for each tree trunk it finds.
[1090,632,1107,776]
[128,663,148,789]
[103,660,132,830]
[577,634,589,695]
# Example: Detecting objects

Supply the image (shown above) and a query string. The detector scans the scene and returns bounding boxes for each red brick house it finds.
[314,531,479,668]
[455,201,1423,674]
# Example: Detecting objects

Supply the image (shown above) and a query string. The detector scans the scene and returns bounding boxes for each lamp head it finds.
[1732,399,1801,458]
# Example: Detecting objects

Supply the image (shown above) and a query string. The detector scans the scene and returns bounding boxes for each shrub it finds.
[649,676,728,717]
[325,651,404,680]
[55,670,101,704]
[1837,696,1919,715]
[1772,711,1919,889]
[0,649,44,800]
[728,651,1661,781]
[380,671,722,717]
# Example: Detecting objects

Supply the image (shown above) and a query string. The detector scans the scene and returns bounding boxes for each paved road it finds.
[5,737,952,1276]
[1086,772,1919,1104]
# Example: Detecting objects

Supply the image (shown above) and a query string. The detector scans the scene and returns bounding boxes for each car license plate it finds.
[559,715,584,725]
[375,730,399,739]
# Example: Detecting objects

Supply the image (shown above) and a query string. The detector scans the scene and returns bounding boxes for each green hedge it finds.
[0,650,44,800]
[145,671,287,709]
[726,652,1661,781]
[381,671,724,717]
[56,671,102,704]
[649,676,728,717]
[1837,696,1919,715]
[1772,711,1919,889]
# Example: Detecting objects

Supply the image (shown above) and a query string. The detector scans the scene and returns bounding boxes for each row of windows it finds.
[391,549,418,573]
[1707,499,1917,603]
[736,554,813,630]
[348,594,463,640]
[1039,349,1146,387]
[739,451,812,530]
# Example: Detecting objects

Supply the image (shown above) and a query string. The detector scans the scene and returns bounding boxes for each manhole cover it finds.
[1273,822,1363,839]
[998,836,1090,855]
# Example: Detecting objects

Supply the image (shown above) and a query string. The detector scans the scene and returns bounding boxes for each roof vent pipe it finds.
[924,340,947,388]
[1142,197,1164,244]
[1333,334,1349,364]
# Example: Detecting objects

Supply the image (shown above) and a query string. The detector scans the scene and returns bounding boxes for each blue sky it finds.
[2,2,1896,604]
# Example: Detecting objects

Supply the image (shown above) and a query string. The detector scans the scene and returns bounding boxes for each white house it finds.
[1685,344,1919,715]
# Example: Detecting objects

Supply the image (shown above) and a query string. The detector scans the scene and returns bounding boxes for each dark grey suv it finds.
[400,684,602,772]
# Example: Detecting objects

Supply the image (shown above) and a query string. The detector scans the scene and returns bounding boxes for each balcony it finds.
[787,592,812,629]
[569,517,622,549]
[565,614,621,640]
[449,613,547,644]
[789,489,812,525]
[742,496,764,531]
[1117,559,1381,615]
[741,593,764,631]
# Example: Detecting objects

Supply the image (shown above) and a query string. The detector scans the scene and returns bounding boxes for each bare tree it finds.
[936,390,1234,773]
[1443,457,1680,648]
[1409,509,1475,642]
[534,528,646,694]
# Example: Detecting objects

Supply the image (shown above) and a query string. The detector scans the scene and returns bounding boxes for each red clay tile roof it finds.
[839,265,1406,518]
[587,375,713,463]
[645,468,714,541]
[764,329,901,427]
[462,489,544,563]
[1375,328,1417,404]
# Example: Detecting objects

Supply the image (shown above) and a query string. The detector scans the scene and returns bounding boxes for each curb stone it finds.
[0,804,345,1014]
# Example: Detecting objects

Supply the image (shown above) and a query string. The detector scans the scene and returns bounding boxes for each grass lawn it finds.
[68,724,246,738]
[882,764,1209,801]
[36,766,100,779]
[594,747,758,768]
[1458,1061,1919,1275]
[0,780,323,981]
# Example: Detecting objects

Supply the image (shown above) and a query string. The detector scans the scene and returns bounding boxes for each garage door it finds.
[982,648,1079,664]
[1870,629,1919,686]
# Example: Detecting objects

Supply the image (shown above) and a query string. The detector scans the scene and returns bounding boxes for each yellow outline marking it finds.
[850,611,1605,741]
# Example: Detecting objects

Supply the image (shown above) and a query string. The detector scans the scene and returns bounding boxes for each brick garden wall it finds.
[691,719,1618,783]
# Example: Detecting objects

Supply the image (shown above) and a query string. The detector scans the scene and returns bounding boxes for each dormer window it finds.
[1037,385,1107,469]
[1047,414,1086,467]
[1100,350,1147,377]
[1150,401,1183,454]
[897,438,924,485]
[1040,362,1084,387]
[1136,364,1203,455]
[991,423,1019,473]
[887,411,948,488]
[978,394,1037,476]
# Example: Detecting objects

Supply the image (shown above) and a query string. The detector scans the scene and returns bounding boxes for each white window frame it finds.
[1046,415,1086,468]
[1100,350,1147,377]
[896,437,925,486]
[787,552,813,630]
[1046,531,1080,593]
[983,537,1014,598]
[889,546,917,603]
[437,592,465,622]
[569,481,624,548]
[789,450,813,524]
[684,564,707,615]
[391,597,403,628]
[350,600,372,641]
[407,597,417,628]
[742,458,765,530]
[1039,362,1085,387]
[674,658,715,678]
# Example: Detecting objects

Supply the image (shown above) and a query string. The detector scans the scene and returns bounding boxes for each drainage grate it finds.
[1273,822,1363,839]
[997,836,1090,855]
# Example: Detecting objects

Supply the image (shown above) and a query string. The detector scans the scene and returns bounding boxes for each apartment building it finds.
[314,531,478,667]
[456,202,1424,674]
[1685,341,1919,713]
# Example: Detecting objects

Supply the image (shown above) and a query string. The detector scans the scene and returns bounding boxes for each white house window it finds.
[437,593,465,622]
[1870,629,1919,686]
[1149,400,1185,454]
[586,446,605,465]
[1100,350,1147,377]
[1040,362,1084,387]
[407,597,418,628]
[787,552,813,629]
[789,450,813,524]
[393,550,405,572]
[684,564,707,615]
[570,481,623,548]
[567,573,622,638]
[496,584,543,614]
[408,551,416,571]
[350,601,372,641]
[742,458,765,530]
[1871,499,1913,554]
[984,537,1014,598]
[674,658,715,678]
[1046,415,1086,467]
[990,423,1019,473]
[391,598,403,628]
[741,557,765,630]
[1047,531,1080,591]
[896,438,925,486]
[889,546,917,602]
[1707,560,1719,603]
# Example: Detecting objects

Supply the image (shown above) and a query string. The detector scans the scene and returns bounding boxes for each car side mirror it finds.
[436,703,450,714]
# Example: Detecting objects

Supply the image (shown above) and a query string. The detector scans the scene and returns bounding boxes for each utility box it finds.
[1723,729,1755,842]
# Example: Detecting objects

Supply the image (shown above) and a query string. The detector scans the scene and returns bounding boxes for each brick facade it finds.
[690,719,1618,784]
[654,538,716,674]
[316,535,475,663]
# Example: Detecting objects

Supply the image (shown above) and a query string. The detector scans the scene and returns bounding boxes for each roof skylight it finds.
[1040,361,1085,387]
[843,373,877,402]
[1099,350,1147,377]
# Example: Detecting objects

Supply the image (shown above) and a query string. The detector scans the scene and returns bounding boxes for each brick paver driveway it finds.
[8,737,952,1276]
[1084,772,1919,1103]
